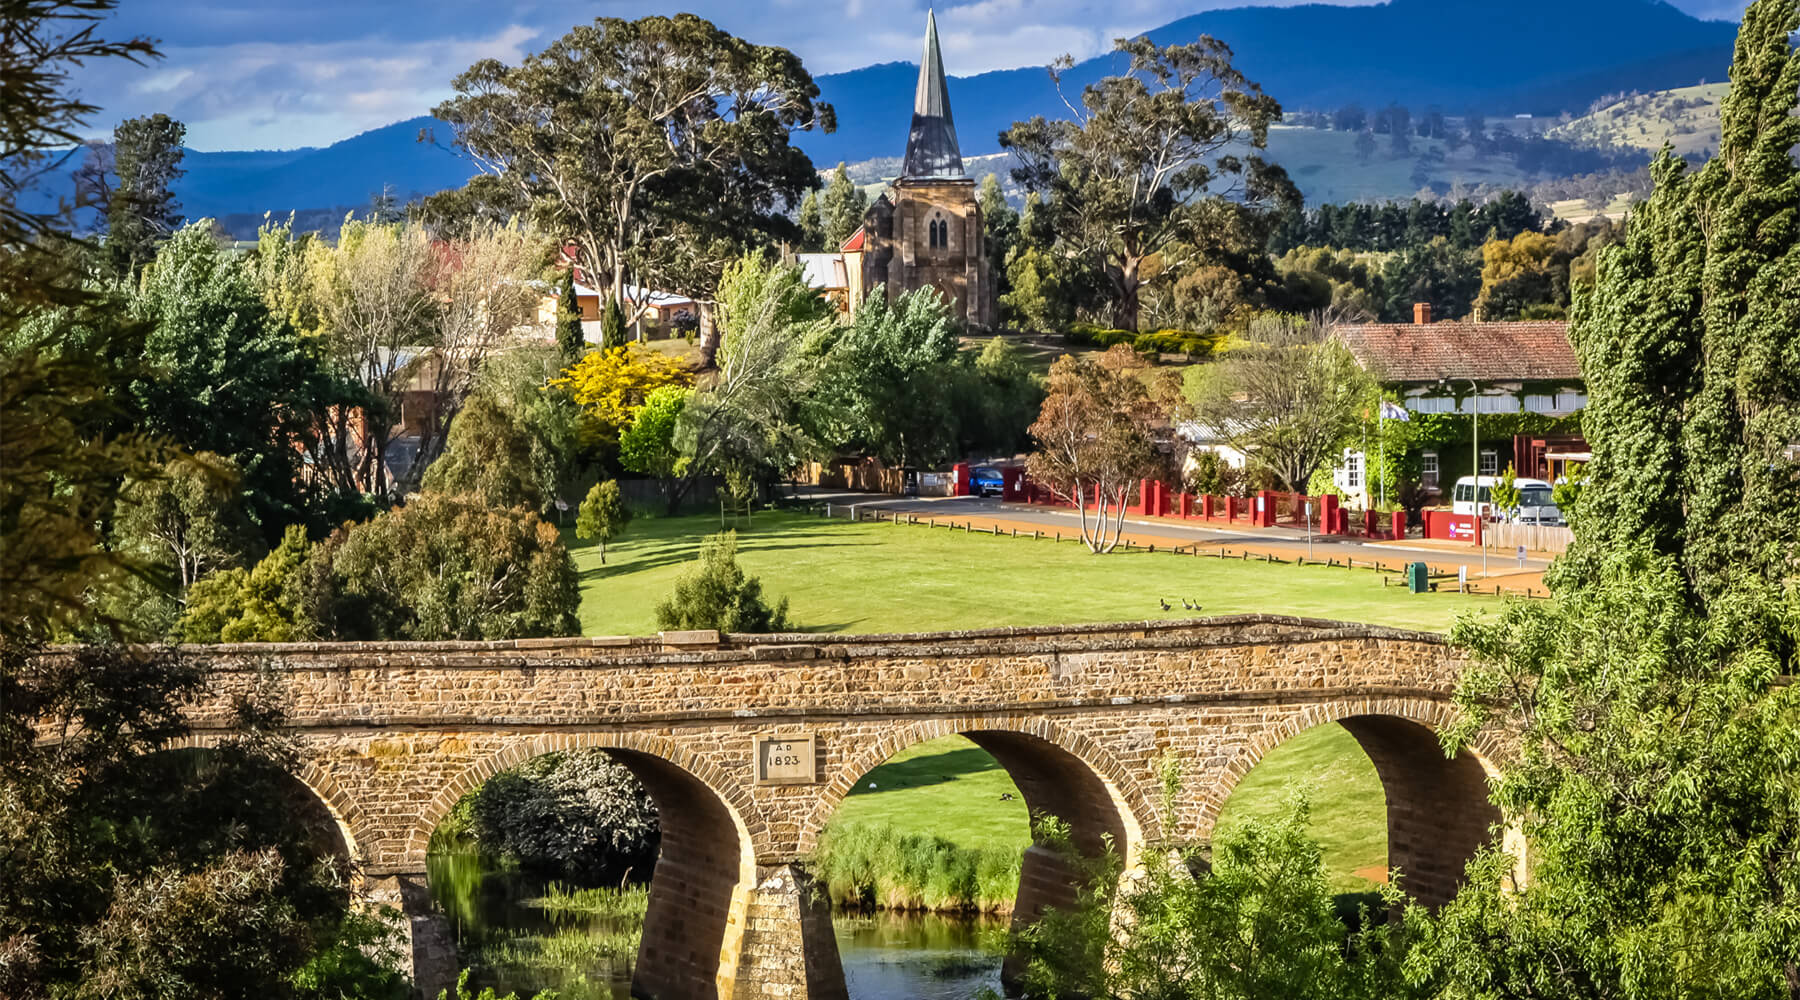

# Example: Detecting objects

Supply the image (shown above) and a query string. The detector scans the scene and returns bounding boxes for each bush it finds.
[327,493,579,641]
[654,531,790,633]
[432,750,659,886]
[1064,322,1216,357]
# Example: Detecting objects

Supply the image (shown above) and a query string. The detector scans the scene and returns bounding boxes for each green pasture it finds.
[569,508,1495,637]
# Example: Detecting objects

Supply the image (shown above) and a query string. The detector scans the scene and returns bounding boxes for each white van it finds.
[1451,475,1558,522]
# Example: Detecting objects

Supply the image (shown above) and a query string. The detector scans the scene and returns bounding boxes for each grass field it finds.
[829,736,1032,854]
[824,725,1387,898]
[570,509,1495,636]
[1212,723,1386,892]
[1549,83,1726,158]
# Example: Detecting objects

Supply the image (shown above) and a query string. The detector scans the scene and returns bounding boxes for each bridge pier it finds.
[365,871,456,1000]
[731,863,847,1000]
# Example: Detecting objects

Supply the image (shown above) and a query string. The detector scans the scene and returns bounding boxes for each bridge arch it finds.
[412,732,762,1000]
[802,715,1156,991]
[799,715,1159,856]
[1202,698,1508,908]
[166,732,368,870]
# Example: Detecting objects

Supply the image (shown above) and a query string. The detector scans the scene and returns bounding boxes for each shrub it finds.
[1065,323,1216,357]
[654,531,790,633]
[432,750,659,886]
[328,493,579,640]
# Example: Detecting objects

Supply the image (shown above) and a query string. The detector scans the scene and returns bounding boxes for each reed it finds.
[816,822,1021,914]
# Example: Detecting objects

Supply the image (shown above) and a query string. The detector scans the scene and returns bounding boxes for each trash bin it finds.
[1406,561,1430,594]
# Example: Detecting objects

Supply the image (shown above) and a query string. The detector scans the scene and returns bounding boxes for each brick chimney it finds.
[1413,302,1433,325]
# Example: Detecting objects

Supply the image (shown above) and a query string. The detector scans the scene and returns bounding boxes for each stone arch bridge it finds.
[174,615,1512,1000]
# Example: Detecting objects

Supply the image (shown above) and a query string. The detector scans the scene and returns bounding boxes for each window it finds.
[1343,451,1361,489]
[928,217,947,249]
[1421,452,1439,489]
[1479,449,1499,475]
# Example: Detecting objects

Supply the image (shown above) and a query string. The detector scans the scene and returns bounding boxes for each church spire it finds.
[901,8,964,180]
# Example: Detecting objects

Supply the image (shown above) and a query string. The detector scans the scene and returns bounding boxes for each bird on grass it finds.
[1191,599,1202,612]
[1181,598,1193,610]
[1159,598,1171,611]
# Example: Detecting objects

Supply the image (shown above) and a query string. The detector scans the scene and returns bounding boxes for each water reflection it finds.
[834,910,1007,1000]
[430,853,1006,1000]
[427,853,637,1000]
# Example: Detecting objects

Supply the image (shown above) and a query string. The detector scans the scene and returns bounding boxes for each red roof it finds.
[839,226,866,252]
[1334,320,1580,383]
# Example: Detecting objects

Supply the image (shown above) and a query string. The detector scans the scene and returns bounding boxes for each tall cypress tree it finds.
[797,190,824,251]
[556,269,584,363]
[820,163,868,250]
[1554,0,1798,614]
[600,298,627,352]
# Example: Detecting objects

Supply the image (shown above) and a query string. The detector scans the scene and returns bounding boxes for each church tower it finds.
[851,9,993,328]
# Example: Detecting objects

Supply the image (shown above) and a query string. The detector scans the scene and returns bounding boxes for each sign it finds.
[1516,544,1527,568]
[1457,565,1468,592]
[1447,516,1476,541]
[754,735,817,785]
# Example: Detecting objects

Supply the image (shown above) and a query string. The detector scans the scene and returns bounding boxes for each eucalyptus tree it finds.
[1001,35,1295,331]
[433,13,833,347]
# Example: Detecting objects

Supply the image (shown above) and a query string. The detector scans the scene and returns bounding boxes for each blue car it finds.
[970,466,1006,497]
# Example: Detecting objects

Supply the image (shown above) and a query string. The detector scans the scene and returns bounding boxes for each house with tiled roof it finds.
[1330,303,1590,503]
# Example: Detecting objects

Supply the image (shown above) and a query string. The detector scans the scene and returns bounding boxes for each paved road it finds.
[783,487,1552,580]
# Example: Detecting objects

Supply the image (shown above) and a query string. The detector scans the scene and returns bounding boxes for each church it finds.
[838,10,994,329]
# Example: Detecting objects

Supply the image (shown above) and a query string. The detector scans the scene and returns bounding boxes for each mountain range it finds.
[82,0,1737,229]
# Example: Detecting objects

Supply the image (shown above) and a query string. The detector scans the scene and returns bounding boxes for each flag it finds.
[1378,400,1410,422]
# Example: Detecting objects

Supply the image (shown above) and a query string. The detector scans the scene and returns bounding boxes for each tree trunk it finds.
[696,302,720,368]
[1110,256,1143,332]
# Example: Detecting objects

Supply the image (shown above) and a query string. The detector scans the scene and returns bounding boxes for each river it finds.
[428,855,1007,1000]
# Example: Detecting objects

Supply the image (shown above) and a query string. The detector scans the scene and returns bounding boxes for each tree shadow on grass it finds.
[577,540,883,582]
[845,746,1007,797]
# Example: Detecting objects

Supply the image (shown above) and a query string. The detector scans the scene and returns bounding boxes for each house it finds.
[540,276,697,342]
[1332,303,1589,503]
[796,252,851,312]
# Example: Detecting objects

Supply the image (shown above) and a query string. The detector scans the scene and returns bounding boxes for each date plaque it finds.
[754,734,817,785]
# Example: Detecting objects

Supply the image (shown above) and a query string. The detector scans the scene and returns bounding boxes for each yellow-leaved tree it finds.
[549,345,695,442]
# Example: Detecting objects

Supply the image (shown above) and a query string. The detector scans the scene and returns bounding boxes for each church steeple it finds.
[900,8,964,180]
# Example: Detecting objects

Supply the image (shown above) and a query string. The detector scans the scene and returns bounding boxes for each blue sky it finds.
[85,0,1748,151]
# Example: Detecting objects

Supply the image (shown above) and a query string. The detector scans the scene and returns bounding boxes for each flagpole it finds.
[1379,405,1385,510]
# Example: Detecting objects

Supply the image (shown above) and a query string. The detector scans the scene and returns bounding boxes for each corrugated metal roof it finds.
[795,253,847,290]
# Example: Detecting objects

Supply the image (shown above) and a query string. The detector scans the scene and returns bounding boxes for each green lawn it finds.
[828,735,1031,854]
[573,509,1447,895]
[571,509,1494,636]
[824,726,1386,893]
[1213,722,1387,892]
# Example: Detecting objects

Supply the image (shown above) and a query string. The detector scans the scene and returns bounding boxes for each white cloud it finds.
[80,24,540,150]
